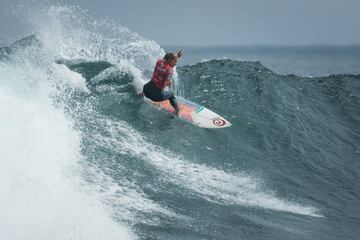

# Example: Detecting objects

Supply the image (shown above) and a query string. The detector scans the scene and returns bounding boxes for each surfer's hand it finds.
[177,49,183,58]
[165,80,171,86]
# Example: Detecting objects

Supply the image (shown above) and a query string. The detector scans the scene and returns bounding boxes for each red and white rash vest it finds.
[151,59,173,90]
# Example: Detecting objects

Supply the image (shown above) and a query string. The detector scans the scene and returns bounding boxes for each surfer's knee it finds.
[162,91,173,100]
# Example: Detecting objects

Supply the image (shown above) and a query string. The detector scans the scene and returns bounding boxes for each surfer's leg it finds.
[143,81,163,101]
[144,82,179,114]
[170,97,179,114]
[162,91,179,114]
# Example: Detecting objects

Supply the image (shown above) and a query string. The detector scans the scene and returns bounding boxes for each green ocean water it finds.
[63,57,360,240]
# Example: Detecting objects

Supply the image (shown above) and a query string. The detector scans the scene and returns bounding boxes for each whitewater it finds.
[0,3,359,240]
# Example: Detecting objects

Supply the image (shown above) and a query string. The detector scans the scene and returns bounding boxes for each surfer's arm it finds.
[164,79,171,86]
[163,69,173,86]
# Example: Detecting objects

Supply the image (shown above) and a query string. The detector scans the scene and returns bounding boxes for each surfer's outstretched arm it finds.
[177,49,183,58]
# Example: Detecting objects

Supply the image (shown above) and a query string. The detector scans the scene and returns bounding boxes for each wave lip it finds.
[0,16,137,240]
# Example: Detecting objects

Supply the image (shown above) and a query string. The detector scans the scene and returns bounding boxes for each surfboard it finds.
[144,96,231,129]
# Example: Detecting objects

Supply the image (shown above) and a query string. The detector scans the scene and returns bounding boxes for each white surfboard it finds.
[144,96,231,129]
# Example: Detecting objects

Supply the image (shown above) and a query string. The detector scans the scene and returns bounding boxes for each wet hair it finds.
[163,52,178,61]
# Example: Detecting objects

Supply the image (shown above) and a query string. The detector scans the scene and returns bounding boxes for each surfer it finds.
[143,50,183,114]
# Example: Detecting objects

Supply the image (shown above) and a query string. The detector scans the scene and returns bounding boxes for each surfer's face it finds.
[168,57,178,67]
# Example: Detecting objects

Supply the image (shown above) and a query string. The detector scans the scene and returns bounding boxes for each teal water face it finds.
[62,57,359,239]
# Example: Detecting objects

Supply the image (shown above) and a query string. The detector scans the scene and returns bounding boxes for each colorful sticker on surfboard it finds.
[212,117,227,127]
[195,106,204,113]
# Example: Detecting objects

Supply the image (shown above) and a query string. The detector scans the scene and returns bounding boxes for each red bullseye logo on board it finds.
[212,118,226,126]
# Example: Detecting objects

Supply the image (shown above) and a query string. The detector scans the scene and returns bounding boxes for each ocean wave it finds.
[2,2,360,240]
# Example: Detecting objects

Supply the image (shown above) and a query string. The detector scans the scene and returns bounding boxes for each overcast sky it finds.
[1,0,360,46]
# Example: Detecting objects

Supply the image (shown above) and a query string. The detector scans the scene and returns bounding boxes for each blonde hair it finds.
[163,52,178,61]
